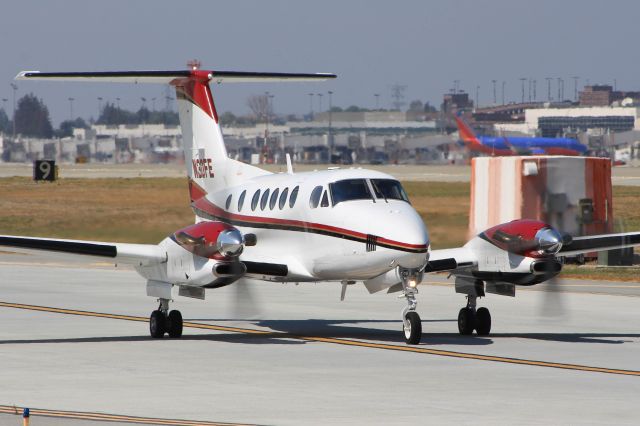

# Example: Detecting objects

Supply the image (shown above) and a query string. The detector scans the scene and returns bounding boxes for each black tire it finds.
[457,307,476,335]
[403,311,422,345]
[475,307,491,336]
[168,310,183,338]
[149,310,166,338]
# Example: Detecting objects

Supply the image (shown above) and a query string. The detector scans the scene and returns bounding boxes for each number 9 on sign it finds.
[34,160,57,182]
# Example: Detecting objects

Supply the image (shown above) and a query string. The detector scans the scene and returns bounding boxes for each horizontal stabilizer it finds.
[15,70,336,84]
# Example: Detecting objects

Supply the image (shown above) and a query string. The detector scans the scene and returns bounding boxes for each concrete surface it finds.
[1,162,639,185]
[0,253,639,425]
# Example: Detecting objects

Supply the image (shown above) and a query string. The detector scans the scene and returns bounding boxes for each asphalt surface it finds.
[0,252,639,425]
[1,162,639,185]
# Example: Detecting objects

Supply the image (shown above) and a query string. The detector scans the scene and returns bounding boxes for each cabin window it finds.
[279,187,289,209]
[289,186,299,208]
[320,190,330,207]
[251,190,260,211]
[329,179,373,206]
[371,179,410,203]
[260,188,270,210]
[225,194,233,210]
[309,186,323,209]
[270,188,280,210]
[238,190,246,211]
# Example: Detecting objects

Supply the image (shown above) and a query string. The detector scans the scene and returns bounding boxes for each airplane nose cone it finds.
[217,229,244,257]
[394,211,430,269]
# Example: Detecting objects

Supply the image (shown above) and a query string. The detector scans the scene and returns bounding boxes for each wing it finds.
[0,235,166,266]
[426,247,477,272]
[558,231,640,257]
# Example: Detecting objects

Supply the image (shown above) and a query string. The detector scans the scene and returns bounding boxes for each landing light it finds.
[408,278,418,288]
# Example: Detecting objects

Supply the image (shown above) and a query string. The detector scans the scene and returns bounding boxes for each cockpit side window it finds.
[320,190,329,207]
[329,179,373,206]
[309,185,323,209]
[371,179,410,203]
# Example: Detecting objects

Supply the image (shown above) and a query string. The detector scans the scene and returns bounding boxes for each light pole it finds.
[501,81,506,105]
[97,97,103,121]
[374,93,380,110]
[308,93,314,118]
[11,83,18,139]
[317,93,323,114]
[475,85,480,108]
[491,80,497,104]
[151,97,156,111]
[328,90,333,158]
[264,91,270,139]
[68,97,75,122]
[1,98,6,135]
[141,97,147,136]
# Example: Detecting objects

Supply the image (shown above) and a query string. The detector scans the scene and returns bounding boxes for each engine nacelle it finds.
[171,221,253,260]
[479,219,568,258]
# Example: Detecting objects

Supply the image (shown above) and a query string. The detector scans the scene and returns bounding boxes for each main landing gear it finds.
[149,298,183,338]
[457,295,491,336]
[400,268,423,345]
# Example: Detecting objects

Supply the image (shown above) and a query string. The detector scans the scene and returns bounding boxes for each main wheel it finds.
[403,311,422,345]
[475,307,491,336]
[457,307,476,335]
[168,310,183,338]
[150,310,166,338]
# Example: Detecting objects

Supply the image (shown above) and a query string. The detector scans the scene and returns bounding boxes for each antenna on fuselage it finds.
[286,153,294,174]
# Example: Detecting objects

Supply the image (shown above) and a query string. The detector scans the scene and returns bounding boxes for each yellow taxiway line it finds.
[0,404,250,426]
[1,301,639,377]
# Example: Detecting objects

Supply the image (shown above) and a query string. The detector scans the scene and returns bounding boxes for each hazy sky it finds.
[1,0,639,125]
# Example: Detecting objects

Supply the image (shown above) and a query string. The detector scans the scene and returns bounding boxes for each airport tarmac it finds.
[0,253,639,425]
[1,162,640,185]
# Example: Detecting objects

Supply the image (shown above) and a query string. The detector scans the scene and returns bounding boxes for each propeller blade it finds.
[538,276,567,318]
[231,278,262,319]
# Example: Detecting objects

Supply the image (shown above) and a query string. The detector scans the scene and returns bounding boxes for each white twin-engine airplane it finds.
[2,69,640,345]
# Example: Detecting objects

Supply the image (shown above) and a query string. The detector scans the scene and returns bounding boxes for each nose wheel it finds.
[149,299,183,338]
[403,311,422,344]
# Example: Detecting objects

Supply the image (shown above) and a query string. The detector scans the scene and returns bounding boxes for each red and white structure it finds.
[469,156,613,238]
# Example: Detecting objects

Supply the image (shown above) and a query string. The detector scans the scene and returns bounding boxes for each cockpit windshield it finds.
[371,179,410,203]
[329,179,373,205]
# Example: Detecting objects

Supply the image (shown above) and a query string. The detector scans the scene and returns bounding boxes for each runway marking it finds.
[1,301,639,377]
[0,404,250,425]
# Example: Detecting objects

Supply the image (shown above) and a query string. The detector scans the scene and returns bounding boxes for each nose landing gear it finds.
[400,267,423,345]
[149,298,183,338]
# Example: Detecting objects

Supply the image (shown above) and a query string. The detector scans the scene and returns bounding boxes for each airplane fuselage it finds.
[191,168,430,283]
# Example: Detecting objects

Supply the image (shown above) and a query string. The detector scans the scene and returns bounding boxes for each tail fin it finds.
[453,114,481,146]
[16,70,335,200]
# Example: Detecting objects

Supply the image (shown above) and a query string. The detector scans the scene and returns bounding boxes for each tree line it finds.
[0,94,179,139]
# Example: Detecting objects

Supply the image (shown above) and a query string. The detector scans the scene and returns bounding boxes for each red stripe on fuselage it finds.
[189,187,427,252]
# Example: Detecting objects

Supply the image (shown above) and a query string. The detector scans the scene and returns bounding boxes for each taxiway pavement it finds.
[2,162,640,185]
[0,253,639,425]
